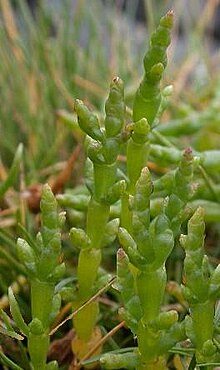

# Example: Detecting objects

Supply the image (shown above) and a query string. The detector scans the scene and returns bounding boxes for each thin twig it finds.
[72,75,106,98]
[49,276,116,336]
[75,320,125,370]
[198,165,219,202]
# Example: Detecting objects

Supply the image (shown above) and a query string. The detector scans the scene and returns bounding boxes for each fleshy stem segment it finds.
[70,77,126,359]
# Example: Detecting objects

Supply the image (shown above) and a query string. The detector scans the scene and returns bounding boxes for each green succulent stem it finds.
[117,145,195,369]
[73,162,116,342]
[31,279,54,329]
[77,248,102,301]
[133,11,173,124]
[93,162,117,201]
[181,208,219,366]
[122,119,150,232]
[191,301,214,355]
[9,185,64,370]
[135,268,170,369]
[72,300,99,342]
[72,77,125,349]
[28,332,49,370]
[137,267,166,322]
[127,138,150,194]
[86,199,110,249]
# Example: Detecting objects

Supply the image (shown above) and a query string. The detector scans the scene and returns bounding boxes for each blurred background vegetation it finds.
[1,0,220,175]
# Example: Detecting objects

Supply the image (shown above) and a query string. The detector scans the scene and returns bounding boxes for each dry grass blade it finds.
[72,75,106,98]
[196,0,220,34]
[172,54,199,101]
[0,159,7,182]
[49,276,116,336]
[26,145,81,213]
[0,0,24,62]
[50,303,72,331]
[73,320,125,370]
[82,322,125,363]
[44,50,75,109]
[50,145,81,194]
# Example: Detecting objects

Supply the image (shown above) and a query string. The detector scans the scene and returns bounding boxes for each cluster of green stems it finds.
[2,9,220,370]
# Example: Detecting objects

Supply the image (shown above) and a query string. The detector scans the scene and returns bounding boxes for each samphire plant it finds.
[1,185,65,370]
[2,8,220,370]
